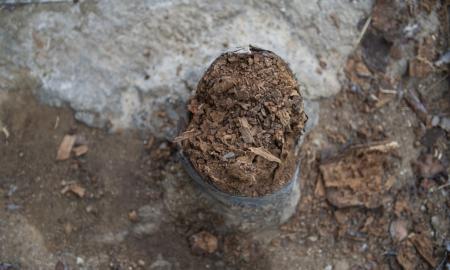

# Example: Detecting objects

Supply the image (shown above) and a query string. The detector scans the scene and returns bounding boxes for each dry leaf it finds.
[238,117,255,144]
[320,142,396,208]
[249,147,281,163]
[389,219,408,242]
[314,177,326,197]
[73,145,88,157]
[56,135,76,161]
[276,109,291,127]
[397,241,419,270]
[410,233,437,267]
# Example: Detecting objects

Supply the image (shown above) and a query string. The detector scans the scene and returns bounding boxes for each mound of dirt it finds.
[178,48,308,197]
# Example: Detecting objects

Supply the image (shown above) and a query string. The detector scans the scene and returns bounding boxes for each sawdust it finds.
[179,48,307,196]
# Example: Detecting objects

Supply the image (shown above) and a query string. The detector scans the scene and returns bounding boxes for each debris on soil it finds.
[64,222,73,235]
[1,126,9,139]
[189,231,218,255]
[73,145,88,157]
[414,153,448,182]
[248,147,282,164]
[409,36,437,78]
[389,219,408,242]
[320,140,399,208]
[56,134,76,161]
[180,48,307,196]
[404,90,431,125]
[61,183,86,198]
[128,210,139,223]
[396,240,421,270]
[410,233,438,268]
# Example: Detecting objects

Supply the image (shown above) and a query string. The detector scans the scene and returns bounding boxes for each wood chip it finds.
[314,177,326,197]
[2,127,9,139]
[128,210,139,222]
[73,145,89,157]
[61,183,86,198]
[189,231,218,254]
[396,240,419,270]
[365,141,399,153]
[56,135,76,161]
[238,117,255,144]
[249,147,281,163]
[410,233,438,267]
[276,109,291,127]
[173,129,199,143]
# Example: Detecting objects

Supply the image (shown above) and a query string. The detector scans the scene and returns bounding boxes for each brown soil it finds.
[179,48,308,197]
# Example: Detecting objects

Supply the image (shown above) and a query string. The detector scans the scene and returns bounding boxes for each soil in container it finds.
[178,47,308,197]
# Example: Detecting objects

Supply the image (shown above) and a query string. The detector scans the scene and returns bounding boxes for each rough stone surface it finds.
[0,0,373,137]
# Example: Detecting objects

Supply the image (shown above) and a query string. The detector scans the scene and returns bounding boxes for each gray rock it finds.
[0,0,374,136]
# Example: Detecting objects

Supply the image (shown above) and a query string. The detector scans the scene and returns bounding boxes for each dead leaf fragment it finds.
[56,135,76,161]
[409,58,433,78]
[410,233,437,267]
[314,177,325,197]
[189,231,218,255]
[389,219,408,242]
[73,145,89,157]
[238,117,255,144]
[2,127,9,139]
[128,210,139,223]
[320,141,397,208]
[276,109,291,127]
[249,147,281,163]
[397,241,419,270]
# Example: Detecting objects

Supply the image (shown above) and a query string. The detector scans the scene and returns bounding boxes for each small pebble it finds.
[223,152,235,159]
[128,210,139,222]
[431,115,440,127]
[308,235,318,242]
[76,257,84,265]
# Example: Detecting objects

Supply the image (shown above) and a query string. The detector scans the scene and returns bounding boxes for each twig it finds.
[404,89,430,125]
[353,16,372,51]
[54,116,60,129]
[379,89,397,95]
[437,183,450,190]
[351,140,399,153]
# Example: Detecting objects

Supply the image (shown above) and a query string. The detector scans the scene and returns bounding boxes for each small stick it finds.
[379,89,397,95]
[437,183,450,190]
[353,16,372,51]
[2,127,9,139]
[404,89,430,125]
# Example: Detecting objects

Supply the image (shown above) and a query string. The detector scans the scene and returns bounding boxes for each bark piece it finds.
[56,135,76,161]
[249,147,281,164]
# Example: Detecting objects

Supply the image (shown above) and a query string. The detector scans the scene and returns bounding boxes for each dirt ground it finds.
[1,1,450,270]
